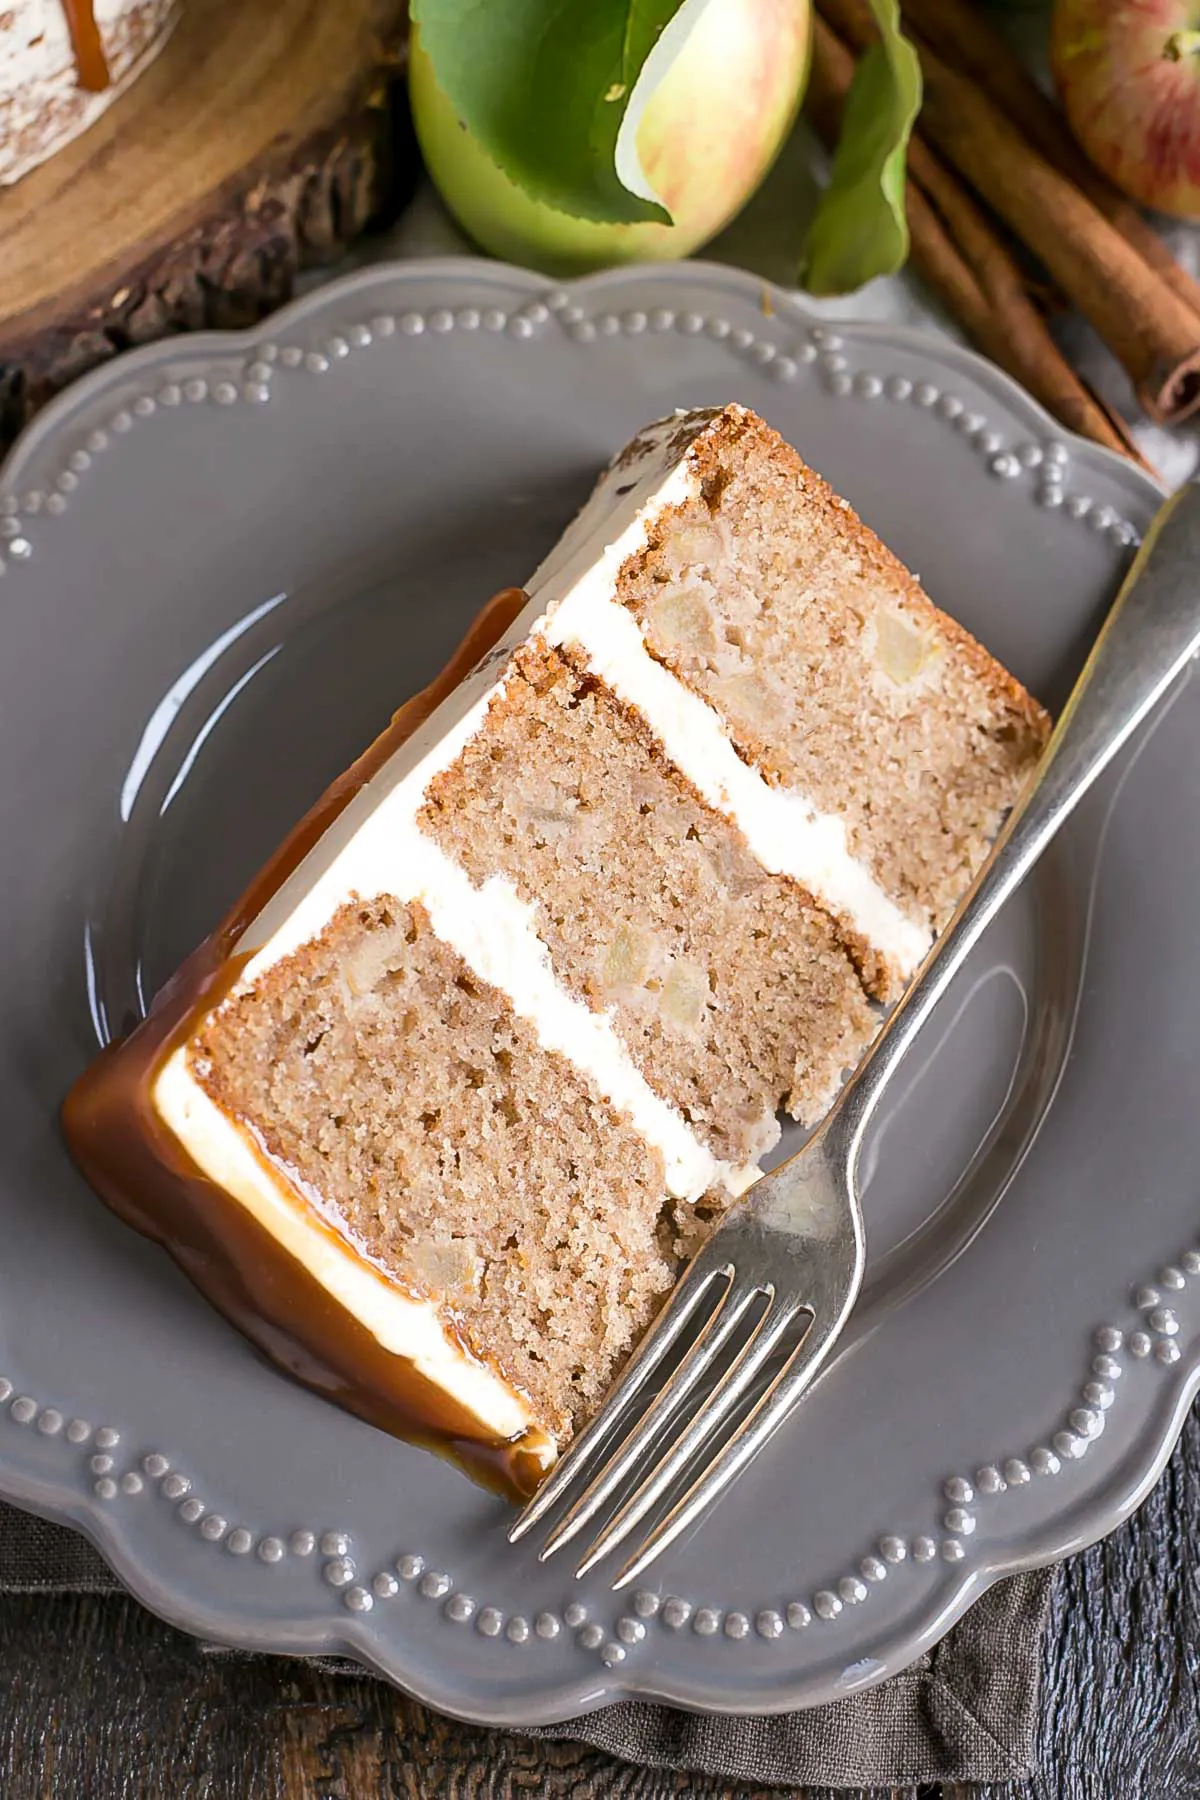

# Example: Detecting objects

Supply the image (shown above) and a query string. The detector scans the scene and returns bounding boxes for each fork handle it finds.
[833,479,1200,1172]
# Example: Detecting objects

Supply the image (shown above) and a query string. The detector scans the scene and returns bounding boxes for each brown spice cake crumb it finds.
[194,898,683,1442]
[615,406,1050,936]
[422,642,877,1166]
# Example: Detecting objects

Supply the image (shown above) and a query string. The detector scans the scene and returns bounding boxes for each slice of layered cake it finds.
[64,404,1049,1494]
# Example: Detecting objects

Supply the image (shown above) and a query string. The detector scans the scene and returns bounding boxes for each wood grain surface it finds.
[0,1403,1196,1799]
[0,0,416,447]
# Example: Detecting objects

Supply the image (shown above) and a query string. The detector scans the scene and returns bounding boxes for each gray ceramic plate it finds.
[1,258,1191,1723]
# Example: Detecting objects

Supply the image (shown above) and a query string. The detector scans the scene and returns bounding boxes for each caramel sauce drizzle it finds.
[62,588,554,1502]
[62,0,111,93]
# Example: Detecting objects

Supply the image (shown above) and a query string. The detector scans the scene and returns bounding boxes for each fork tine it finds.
[572,1296,801,1579]
[610,1307,846,1590]
[507,1257,734,1545]
[539,1280,775,1561]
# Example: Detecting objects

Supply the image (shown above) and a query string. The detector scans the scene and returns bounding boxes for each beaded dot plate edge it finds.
[0,287,1144,569]
[0,1269,1189,1671]
[0,262,1179,1707]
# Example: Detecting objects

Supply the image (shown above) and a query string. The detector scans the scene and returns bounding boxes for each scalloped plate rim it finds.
[0,257,1169,509]
[0,255,1184,1724]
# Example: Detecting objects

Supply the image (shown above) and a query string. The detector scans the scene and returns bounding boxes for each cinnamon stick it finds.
[816,0,1200,423]
[897,0,1200,326]
[806,18,1152,468]
[908,153,1151,467]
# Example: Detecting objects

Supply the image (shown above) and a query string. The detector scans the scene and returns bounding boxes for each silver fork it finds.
[510,480,1200,1589]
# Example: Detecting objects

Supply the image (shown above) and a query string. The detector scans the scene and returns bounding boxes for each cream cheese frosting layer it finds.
[153,1050,550,1454]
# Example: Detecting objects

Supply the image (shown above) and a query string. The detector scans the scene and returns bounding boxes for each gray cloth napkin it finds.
[0,1501,1051,1788]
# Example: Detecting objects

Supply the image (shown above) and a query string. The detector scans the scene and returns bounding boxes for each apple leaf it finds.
[410,0,702,226]
[798,0,922,295]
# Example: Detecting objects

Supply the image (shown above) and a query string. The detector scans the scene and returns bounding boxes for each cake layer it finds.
[607,406,1050,946]
[423,642,877,1165]
[188,897,680,1444]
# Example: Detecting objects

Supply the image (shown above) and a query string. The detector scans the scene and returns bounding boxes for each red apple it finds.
[1052,0,1200,218]
[409,0,811,276]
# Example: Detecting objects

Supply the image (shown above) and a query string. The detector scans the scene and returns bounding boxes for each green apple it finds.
[409,0,812,276]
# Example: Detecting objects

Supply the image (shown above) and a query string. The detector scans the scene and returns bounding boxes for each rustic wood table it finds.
[0,1404,1196,1799]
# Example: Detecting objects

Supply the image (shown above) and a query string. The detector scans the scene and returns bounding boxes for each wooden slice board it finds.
[0,0,416,447]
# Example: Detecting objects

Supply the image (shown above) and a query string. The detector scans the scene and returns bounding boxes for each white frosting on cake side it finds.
[2,0,181,186]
